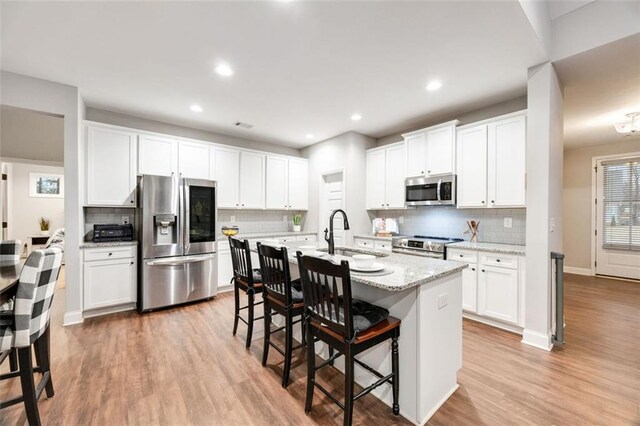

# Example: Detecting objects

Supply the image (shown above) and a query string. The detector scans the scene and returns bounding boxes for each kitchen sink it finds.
[316,247,389,258]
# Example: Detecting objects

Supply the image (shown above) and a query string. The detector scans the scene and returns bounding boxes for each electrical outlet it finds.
[398,216,404,224]
[550,217,556,232]
[230,215,236,222]
[504,217,512,228]
[283,215,288,222]
[121,216,129,225]
[438,293,448,309]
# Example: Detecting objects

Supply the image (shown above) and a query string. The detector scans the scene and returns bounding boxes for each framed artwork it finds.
[29,173,64,198]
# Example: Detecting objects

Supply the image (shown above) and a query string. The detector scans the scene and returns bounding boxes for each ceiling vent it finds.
[234,121,253,129]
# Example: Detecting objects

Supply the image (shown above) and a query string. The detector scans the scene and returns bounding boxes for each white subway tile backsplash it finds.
[218,209,307,234]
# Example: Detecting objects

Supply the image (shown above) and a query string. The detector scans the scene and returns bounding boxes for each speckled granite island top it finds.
[80,241,138,249]
[217,231,317,240]
[448,241,526,256]
[251,240,466,292]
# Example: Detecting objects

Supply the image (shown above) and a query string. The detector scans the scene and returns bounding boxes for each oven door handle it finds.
[436,179,442,203]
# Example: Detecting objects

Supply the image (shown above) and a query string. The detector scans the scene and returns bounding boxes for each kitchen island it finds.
[250,240,466,425]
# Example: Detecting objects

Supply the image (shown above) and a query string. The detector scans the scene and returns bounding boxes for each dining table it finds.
[0,259,24,305]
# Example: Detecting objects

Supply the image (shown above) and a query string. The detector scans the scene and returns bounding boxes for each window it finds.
[602,157,640,251]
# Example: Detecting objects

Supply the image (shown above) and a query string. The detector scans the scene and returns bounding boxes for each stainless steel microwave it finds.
[405,174,456,206]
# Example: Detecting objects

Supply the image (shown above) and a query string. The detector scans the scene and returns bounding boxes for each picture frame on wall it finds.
[29,173,64,198]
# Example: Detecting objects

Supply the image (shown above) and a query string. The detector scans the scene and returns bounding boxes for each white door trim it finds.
[591,151,640,277]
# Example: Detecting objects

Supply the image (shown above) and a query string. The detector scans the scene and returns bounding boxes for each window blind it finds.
[602,157,640,251]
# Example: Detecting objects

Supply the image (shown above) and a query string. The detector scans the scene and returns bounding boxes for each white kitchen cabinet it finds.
[83,246,136,311]
[211,147,241,208]
[354,238,374,249]
[138,134,178,177]
[217,246,233,291]
[239,151,265,209]
[478,264,519,324]
[179,141,210,179]
[374,241,392,252]
[457,111,526,209]
[86,126,137,207]
[460,262,478,312]
[366,142,405,210]
[266,156,309,210]
[403,121,458,178]
[296,235,317,242]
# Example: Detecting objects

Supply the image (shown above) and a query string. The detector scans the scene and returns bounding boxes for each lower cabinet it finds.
[461,262,478,312]
[83,246,137,312]
[354,237,391,252]
[477,264,518,324]
[217,247,233,291]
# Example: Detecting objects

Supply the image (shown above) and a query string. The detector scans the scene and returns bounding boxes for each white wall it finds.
[0,105,64,163]
[1,70,84,326]
[301,132,376,243]
[7,162,65,250]
[523,62,564,351]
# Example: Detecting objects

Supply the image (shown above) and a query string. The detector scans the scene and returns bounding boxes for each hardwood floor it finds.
[1,273,638,425]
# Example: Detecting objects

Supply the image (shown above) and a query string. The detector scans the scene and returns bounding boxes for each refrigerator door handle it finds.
[182,180,191,253]
[146,253,216,267]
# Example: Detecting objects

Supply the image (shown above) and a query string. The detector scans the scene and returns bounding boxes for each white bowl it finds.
[352,254,375,268]
[299,245,317,255]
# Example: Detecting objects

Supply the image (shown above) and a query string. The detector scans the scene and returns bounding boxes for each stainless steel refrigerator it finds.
[137,174,217,312]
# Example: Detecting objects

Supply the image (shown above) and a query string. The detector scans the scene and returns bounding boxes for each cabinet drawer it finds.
[354,239,373,248]
[374,241,392,252]
[84,246,136,262]
[447,249,478,263]
[296,235,316,242]
[481,253,517,269]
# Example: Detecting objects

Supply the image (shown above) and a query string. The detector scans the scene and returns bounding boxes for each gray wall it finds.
[1,105,64,163]
[376,96,528,146]
[86,107,301,157]
[301,132,376,242]
[563,138,640,270]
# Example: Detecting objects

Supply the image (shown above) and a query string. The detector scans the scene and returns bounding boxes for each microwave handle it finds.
[437,179,442,202]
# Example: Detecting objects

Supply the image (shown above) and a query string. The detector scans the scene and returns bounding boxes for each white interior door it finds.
[595,156,640,279]
[320,171,345,247]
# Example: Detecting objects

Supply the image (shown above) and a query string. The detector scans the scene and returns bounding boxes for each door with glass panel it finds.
[595,156,640,279]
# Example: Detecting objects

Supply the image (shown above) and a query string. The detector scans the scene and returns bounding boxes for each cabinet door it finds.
[404,134,427,177]
[266,156,288,209]
[288,158,309,210]
[488,115,526,207]
[366,149,386,209]
[239,151,265,209]
[212,147,240,208]
[478,265,518,323]
[217,249,233,290]
[461,263,478,312]
[84,258,136,310]
[86,126,137,206]
[138,134,178,177]
[385,144,406,209]
[179,141,210,179]
[426,126,454,175]
[456,126,487,208]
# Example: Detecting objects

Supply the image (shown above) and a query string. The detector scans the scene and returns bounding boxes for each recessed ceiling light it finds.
[306,134,314,139]
[215,64,234,77]
[351,114,362,121]
[190,105,203,112]
[426,80,442,91]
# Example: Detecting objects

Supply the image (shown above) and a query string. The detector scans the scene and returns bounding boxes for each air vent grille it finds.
[234,121,253,129]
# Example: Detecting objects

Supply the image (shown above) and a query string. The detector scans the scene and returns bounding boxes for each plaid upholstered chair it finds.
[0,247,64,426]
[0,240,24,263]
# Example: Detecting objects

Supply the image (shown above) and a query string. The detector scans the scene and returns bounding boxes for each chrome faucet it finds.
[324,209,351,255]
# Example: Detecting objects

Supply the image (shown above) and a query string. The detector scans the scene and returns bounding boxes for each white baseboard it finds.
[217,285,234,294]
[63,310,84,326]
[522,329,552,351]
[463,312,523,335]
[564,266,593,276]
[417,384,460,426]
[83,303,136,319]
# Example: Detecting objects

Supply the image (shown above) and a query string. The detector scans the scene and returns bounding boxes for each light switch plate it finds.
[438,293,448,309]
[398,216,404,224]
[504,217,512,228]
[230,215,236,222]
[550,217,556,232]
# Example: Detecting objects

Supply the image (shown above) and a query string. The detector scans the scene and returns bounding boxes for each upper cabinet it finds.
[211,147,240,208]
[403,121,459,178]
[178,141,210,179]
[457,112,526,208]
[266,156,309,210]
[86,126,137,207]
[366,142,406,210]
[138,134,178,176]
[239,151,265,209]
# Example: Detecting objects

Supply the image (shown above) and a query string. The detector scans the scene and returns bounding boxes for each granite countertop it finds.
[217,231,317,240]
[448,241,526,256]
[250,239,466,292]
[80,241,138,249]
[353,234,397,241]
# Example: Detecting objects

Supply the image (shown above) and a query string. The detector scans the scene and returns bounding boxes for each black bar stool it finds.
[256,242,307,388]
[229,237,264,349]
[296,252,401,426]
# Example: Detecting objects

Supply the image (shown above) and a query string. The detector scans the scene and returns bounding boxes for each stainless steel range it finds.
[392,235,464,259]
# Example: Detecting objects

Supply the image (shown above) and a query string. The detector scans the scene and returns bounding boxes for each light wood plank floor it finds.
[1,273,638,425]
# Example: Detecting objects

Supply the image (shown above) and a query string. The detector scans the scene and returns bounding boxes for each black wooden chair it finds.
[296,252,400,426]
[229,237,264,349]
[256,242,307,388]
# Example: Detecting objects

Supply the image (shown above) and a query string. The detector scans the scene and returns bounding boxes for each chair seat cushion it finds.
[339,297,389,333]
[240,268,262,283]
[291,278,303,301]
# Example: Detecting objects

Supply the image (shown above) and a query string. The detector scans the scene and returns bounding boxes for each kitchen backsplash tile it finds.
[218,210,307,235]
[368,207,526,245]
[83,207,135,240]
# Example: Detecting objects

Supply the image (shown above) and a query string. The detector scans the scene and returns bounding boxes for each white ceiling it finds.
[555,33,640,149]
[0,1,548,148]
[547,0,596,20]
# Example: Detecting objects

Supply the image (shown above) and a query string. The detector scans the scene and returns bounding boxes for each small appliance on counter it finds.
[93,224,134,242]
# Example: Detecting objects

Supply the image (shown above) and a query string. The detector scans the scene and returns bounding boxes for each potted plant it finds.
[39,217,51,236]
[292,213,303,232]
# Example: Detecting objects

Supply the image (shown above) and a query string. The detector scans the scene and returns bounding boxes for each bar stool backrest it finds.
[257,243,293,306]
[296,252,354,340]
[229,237,256,287]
